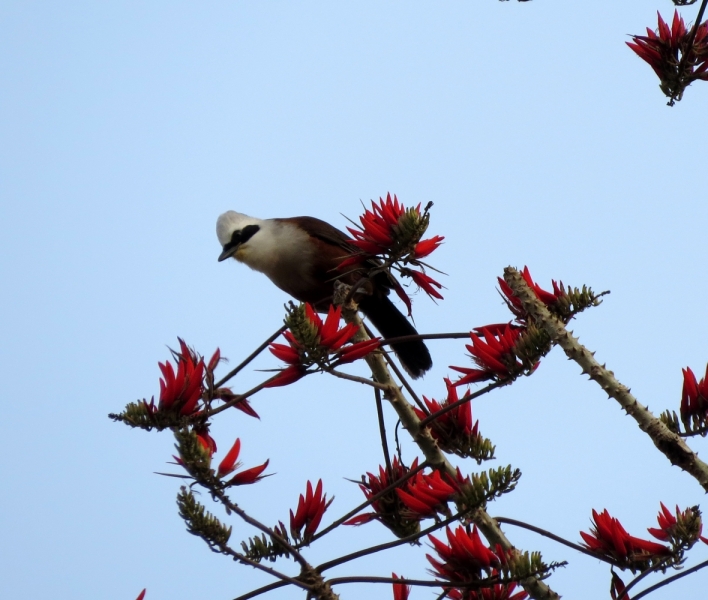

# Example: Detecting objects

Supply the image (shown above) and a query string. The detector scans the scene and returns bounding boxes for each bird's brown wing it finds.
[282,216,356,254]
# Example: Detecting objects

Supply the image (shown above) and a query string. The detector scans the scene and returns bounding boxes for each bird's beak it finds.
[218,245,238,262]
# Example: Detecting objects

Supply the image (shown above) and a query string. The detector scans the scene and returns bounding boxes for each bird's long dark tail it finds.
[359,295,432,379]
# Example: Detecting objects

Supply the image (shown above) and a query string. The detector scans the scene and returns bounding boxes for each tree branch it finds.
[503,266,708,492]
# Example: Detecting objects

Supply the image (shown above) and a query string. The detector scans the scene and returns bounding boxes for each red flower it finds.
[414,235,445,259]
[229,460,270,485]
[135,590,146,600]
[627,11,708,103]
[414,379,485,457]
[647,502,706,546]
[396,469,457,519]
[344,457,422,538]
[450,324,526,386]
[408,269,444,300]
[216,437,269,485]
[447,581,528,600]
[195,427,217,456]
[158,339,205,415]
[498,267,565,322]
[217,438,241,476]
[580,509,671,569]
[264,364,307,388]
[680,364,708,431]
[610,572,629,600]
[346,193,443,261]
[347,193,408,254]
[392,573,411,600]
[289,479,333,542]
[266,303,380,385]
[211,386,259,418]
[427,526,501,585]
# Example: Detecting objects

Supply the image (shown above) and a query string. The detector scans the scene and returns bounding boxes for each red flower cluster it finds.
[498,267,564,323]
[447,582,528,600]
[680,364,708,432]
[580,509,671,569]
[157,338,206,415]
[346,193,442,257]
[266,303,380,387]
[391,573,411,600]
[344,457,422,538]
[414,378,482,457]
[627,11,708,103]
[396,469,458,519]
[427,526,501,585]
[647,502,706,547]
[142,340,257,419]
[343,193,445,304]
[289,479,333,543]
[451,324,526,386]
[216,437,269,485]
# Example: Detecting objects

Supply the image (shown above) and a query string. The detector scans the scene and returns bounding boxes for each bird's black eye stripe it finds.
[239,224,260,244]
[222,224,260,254]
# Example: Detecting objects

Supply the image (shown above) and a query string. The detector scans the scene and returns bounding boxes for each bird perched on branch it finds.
[216,211,432,378]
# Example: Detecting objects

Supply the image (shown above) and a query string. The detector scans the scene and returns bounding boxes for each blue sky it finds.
[2,2,707,599]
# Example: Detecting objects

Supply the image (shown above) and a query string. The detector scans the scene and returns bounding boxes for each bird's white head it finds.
[216,211,264,262]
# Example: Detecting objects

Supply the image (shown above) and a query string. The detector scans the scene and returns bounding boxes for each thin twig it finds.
[494,517,620,567]
[617,556,674,600]
[218,544,311,593]
[378,331,472,346]
[325,367,390,390]
[207,377,277,417]
[317,510,468,572]
[232,580,289,600]
[362,321,427,413]
[630,558,708,600]
[211,487,310,569]
[214,325,287,388]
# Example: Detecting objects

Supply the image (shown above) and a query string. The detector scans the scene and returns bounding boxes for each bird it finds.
[216,211,432,378]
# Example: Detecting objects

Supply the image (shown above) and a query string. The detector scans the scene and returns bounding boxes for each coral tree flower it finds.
[647,502,706,546]
[216,437,269,485]
[451,324,526,386]
[610,572,629,600]
[396,469,458,519]
[408,268,444,300]
[446,582,528,600]
[344,457,422,538]
[347,193,442,258]
[158,338,205,415]
[627,11,708,103]
[498,267,564,322]
[344,193,445,304]
[414,379,486,458]
[195,427,217,457]
[580,509,671,570]
[427,526,501,587]
[680,364,708,431]
[289,479,333,542]
[391,573,411,600]
[266,303,380,387]
[135,590,147,600]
